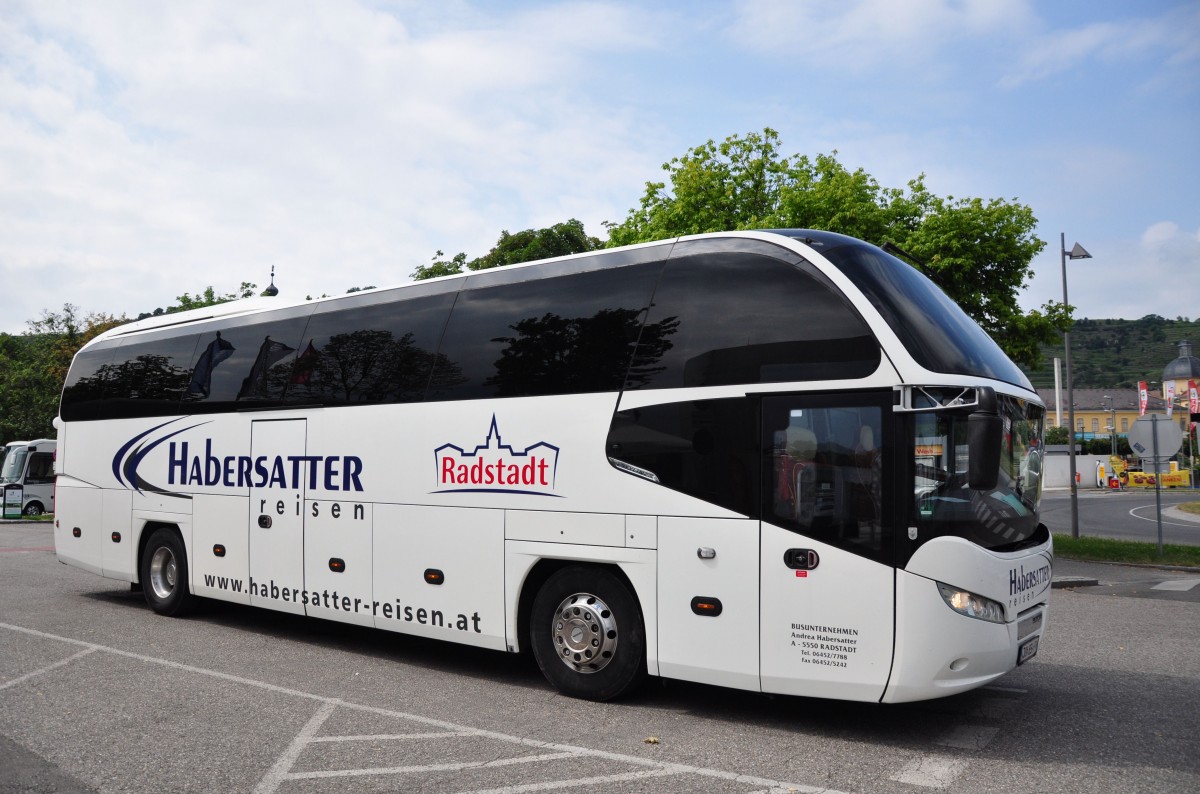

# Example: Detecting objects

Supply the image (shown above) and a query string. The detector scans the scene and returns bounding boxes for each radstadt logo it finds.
[433,415,560,497]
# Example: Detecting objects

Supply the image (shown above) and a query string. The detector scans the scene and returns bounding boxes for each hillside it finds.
[1022,316,1200,390]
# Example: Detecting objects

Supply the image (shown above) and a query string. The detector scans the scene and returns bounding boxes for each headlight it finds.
[936,582,1005,623]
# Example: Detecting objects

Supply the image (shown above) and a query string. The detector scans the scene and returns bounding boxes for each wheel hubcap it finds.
[551,593,618,674]
[149,547,177,601]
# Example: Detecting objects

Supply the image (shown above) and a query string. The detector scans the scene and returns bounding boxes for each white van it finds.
[1,439,57,516]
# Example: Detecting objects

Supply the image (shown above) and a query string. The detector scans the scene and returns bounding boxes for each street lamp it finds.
[1061,233,1092,539]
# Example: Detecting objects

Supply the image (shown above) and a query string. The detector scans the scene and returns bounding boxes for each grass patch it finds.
[1053,534,1200,568]
[1177,502,1200,516]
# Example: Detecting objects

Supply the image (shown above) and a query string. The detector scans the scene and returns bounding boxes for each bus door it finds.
[657,515,760,691]
[248,419,307,615]
[759,394,895,702]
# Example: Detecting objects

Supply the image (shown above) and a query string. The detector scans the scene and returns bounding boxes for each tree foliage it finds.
[412,219,601,280]
[605,128,1068,368]
[0,305,125,440]
[1,284,259,442]
[137,282,259,320]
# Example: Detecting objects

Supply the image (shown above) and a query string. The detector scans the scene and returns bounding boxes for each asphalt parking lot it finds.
[2,520,1199,793]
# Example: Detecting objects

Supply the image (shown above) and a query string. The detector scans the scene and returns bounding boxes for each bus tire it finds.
[23,502,44,516]
[530,566,646,701]
[140,527,195,617]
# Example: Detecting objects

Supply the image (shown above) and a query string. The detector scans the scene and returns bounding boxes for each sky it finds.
[1,0,1197,335]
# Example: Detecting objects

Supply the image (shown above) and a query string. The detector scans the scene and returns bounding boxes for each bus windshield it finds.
[819,241,1032,390]
[912,393,1045,551]
[1,448,27,483]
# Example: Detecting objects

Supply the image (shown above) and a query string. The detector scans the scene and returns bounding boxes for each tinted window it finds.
[430,262,663,400]
[180,314,310,413]
[60,343,121,421]
[626,240,879,391]
[607,397,759,517]
[78,333,200,419]
[287,291,458,406]
[820,241,1031,389]
[26,452,54,484]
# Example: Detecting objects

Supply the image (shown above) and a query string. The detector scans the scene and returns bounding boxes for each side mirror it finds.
[968,387,1001,490]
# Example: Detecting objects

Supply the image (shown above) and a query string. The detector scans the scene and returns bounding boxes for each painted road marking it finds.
[889,755,968,788]
[0,647,96,691]
[1128,505,1195,528]
[1151,579,1200,592]
[0,621,846,794]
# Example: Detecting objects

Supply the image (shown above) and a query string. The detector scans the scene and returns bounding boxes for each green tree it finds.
[0,305,125,440]
[412,250,470,281]
[605,128,1069,368]
[0,334,57,440]
[412,219,601,280]
[139,282,259,319]
[1045,425,1070,445]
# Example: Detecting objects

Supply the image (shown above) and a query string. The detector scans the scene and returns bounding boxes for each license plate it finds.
[1018,611,1043,641]
[1018,636,1039,665]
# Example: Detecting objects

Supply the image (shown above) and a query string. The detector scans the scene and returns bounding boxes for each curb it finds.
[1052,576,1100,589]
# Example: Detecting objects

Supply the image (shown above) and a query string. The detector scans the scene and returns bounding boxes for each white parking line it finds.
[456,768,681,794]
[252,700,337,794]
[0,621,846,794]
[0,647,96,692]
[286,751,583,781]
[1150,579,1200,592]
[889,755,968,788]
[307,730,474,742]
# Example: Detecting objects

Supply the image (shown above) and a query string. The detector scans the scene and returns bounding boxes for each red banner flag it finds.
[1138,381,1148,416]
[1190,379,1198,415]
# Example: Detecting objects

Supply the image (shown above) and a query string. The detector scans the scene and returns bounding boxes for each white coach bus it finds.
[53,230,1051,703]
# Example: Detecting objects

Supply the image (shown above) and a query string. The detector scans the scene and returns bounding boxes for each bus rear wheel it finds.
[530,566,645,701]
[23,502,44,516]
[140,528,195,616]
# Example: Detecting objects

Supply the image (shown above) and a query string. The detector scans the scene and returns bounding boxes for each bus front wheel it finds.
[530,566,646,701]
[140,528,195,617]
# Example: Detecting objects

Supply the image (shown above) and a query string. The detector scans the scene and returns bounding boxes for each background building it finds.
[1038,388,1163,440]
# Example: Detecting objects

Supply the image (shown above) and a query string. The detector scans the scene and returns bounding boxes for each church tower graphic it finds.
[433,416,561,496]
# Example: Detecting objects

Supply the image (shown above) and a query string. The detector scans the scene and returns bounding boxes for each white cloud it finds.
[0,1,669,330]
[1021,220,1200,321]
[1000,4,1200,88]
[728,0,1035,73]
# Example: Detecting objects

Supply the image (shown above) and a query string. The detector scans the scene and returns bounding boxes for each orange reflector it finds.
[424,568,444,585]
[213,544,226,557]
[329,558,346,573]
[689,596,723,617]
[111,532,121,543]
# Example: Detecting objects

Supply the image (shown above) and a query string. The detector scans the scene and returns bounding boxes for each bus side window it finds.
[625,241,879,391]
[60,343,121,421]
[181,314,310,412]
[25,453,55,484]
[430,260,664,401]
[89,333,201,420]
[287,291,458,407]
[607,397,759,518]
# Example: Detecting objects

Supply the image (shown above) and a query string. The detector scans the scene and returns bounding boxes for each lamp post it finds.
[1061,233,1092,539]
